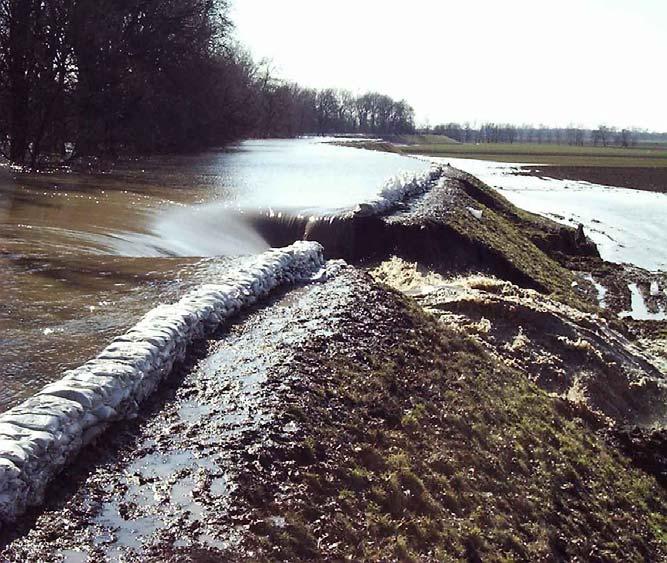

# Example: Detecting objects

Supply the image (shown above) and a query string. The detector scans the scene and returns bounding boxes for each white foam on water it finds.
[351,165,444,217]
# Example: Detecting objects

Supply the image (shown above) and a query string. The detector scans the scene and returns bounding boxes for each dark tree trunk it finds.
[8,0,31,164]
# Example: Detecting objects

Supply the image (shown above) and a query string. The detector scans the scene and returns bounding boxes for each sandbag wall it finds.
[0,241,325,526]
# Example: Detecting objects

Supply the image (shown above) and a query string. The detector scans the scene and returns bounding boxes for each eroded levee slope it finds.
[2,267,666,561]
[372,260,667,428]
[251,164,598,306]
[2,165,666,560]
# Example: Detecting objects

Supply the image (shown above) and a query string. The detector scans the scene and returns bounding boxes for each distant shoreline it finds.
[337,135,667,194]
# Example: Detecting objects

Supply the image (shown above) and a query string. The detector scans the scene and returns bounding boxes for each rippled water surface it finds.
[0,139,429,410]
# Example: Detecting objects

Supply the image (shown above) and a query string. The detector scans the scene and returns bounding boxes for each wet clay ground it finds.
[0,265,356,561]
[2,266,667,561]
[519,166,667,194]
[576,263,667,318]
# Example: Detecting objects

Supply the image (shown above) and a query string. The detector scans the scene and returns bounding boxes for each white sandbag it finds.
[0,241,325,526]
[352,165,444,217]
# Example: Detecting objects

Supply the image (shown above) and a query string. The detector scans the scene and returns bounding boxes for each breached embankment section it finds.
[0,241,325,527]
[248,166,445,260]
[248,164,597,307]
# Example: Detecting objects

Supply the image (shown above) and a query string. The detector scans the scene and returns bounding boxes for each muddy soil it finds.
[578,263,667,317]
[519,166,667,194]
[2,267,666,561]
[566,258,667,379]
[373,262,667,427]
[0,267,355,561]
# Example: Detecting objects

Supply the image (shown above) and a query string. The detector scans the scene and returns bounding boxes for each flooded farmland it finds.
[426,156,667,272]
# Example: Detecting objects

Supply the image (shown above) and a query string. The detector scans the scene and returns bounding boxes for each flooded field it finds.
[427,157,667,272]
[0,139,429,411]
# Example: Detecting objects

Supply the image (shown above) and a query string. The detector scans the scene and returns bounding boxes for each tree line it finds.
[428,122,657,148]
[0,0,415,167]
[251,85,415,140]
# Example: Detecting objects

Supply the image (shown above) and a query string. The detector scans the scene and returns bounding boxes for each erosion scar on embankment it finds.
[2,165,666,561]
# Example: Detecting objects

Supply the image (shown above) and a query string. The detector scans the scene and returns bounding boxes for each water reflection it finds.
[0,138,429,411]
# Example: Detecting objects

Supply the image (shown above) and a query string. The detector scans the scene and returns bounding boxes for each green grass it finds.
[240,289,667,561]
[383,134,460,146]
[442,181,581,304]
[352,139,667,167]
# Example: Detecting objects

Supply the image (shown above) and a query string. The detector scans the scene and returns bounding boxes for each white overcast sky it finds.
[231,0,666,131]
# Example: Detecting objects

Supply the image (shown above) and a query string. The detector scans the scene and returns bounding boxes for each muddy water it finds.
[0,139,429,412]
[0,159,206,410]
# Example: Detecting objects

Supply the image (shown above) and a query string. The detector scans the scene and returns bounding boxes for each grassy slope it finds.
[239,284,667,561]
[384,134,460,146]
[409,168,590,308]
[442,189,580,304]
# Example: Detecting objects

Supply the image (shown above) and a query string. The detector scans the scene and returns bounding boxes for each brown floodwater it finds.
[0,154,219,410]
[0,139,431,412]
[0,149,263,410]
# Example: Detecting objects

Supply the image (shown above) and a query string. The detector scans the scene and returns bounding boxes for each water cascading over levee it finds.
[246,165,446,260]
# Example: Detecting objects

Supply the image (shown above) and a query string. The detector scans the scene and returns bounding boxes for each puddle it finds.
[583,274,607,308]
[210,476,228,496]
[60,550,90,563]
[177,402,213,423]
[171,477,206,519]
[197,533,230,552]
[650,280,660,296]
[94,504,161,550]
[620,283,667,321]
[129,449,220,477]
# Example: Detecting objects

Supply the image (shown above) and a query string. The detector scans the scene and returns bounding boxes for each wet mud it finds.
[519,165,667,194]
[380,265,666,427]
[0,268,354,560]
